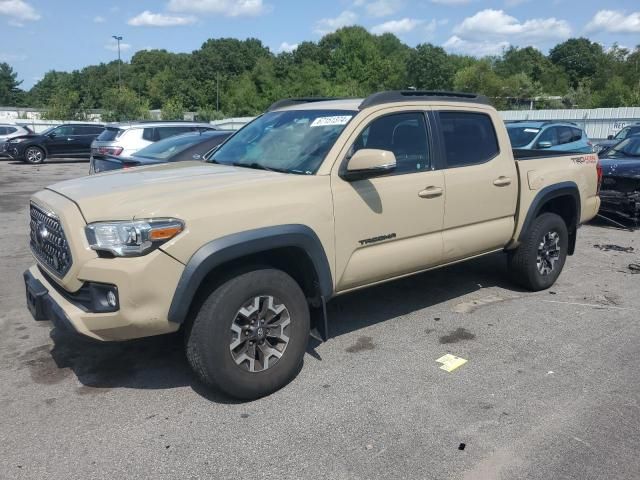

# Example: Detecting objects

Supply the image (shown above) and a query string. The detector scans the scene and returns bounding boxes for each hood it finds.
[6,133,39,142]
[599,157,640,179]
[47,161,292,221]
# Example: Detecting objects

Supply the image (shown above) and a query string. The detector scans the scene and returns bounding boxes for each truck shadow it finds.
[47,252,521,401]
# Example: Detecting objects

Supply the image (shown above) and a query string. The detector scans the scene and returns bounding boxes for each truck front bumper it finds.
[24,249,185,341]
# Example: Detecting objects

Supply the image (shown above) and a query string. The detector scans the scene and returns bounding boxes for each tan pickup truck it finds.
[24,91,601,399]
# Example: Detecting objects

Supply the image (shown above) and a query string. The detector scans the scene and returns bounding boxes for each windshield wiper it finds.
[231,162,290,173]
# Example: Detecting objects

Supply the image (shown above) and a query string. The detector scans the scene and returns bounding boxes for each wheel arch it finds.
[167,224,333,325]
[518,181,581,255]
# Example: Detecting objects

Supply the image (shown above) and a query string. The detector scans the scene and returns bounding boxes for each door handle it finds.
[493,176,512,187]
[418,186,443,198]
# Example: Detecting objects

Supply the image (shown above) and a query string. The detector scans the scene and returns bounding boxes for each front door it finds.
[45,125,78,156]
[331,110,445,292]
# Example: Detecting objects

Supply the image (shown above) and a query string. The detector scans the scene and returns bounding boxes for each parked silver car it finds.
[90,121,217,159]
[0,124,33,155]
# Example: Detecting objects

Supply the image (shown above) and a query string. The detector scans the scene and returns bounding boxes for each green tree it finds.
[161,97,185,120]
[0,63,22,105]
[407,43,455,90]
[41,90,85,120]
[549,38,606,87]
[101,86,149,121]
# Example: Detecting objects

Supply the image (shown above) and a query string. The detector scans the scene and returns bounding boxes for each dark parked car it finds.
[89,129,233,174]
[598,134,640,225]
[594,122,640,153]
[4,123,104,164]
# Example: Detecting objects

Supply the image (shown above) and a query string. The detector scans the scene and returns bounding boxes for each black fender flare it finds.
[517,181,581,254]
[167,224,333,324]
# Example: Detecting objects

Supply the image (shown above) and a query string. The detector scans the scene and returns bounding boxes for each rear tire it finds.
[24,146,46,164]
[508,213,568,291]
[186,268,310,400]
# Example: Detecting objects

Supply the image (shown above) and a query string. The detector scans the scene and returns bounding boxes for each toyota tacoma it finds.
[24,91,601,399]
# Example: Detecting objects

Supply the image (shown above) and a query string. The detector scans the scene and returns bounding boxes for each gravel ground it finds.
[1,158,639,480]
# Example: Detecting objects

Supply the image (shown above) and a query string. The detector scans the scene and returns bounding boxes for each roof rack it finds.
[267,97,353,111]
[359,90,490,109]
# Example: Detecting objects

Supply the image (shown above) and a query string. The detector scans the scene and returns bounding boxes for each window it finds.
[77,126,104,135]
[557,127,573,145]
[156,126,192,140]
[0,127,6,135]
[351,112,430,175]
[142,128,155,141]
[537,127,558,146]
[97,127,123,141]
[439,112,499,167]
[6,127,17,134]
[54,125,74,136]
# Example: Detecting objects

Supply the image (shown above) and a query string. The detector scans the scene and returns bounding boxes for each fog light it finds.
[106,290,117,308]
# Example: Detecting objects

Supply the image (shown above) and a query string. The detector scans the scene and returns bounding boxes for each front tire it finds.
[24,146,46,164]
[186,268,310,400]
[508,213,568,291]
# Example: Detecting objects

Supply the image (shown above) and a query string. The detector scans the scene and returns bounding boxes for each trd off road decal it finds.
[571,154,598,165]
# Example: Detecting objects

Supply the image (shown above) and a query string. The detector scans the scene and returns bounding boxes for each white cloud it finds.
[443,35,509,56]
[0,0,40,24]
[0,52,27,61]
[278,42,298,53]
[167,0,267,17]
[585,10,640,34]
[93,15,105,23]
[371,17,422,34]
[105,39,132,52]
[128,10,196,27]
[430,0,473,5]
[366,0,402,17]
[453,9,571,42]
[314,10,358,35]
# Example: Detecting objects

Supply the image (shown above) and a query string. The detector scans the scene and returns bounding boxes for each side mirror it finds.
[47,132,57,138]
[607,135,614,140]
[537,141,552,149]
[341,149,396,181]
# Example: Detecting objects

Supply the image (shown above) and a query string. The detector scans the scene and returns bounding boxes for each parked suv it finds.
[5,123,104,164]
[91,121,217,159]
[0,124,33,156]
[24,91,600,399]
[506,121,592,153]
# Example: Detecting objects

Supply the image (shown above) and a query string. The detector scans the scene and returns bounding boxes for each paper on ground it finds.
[436,354,468,372]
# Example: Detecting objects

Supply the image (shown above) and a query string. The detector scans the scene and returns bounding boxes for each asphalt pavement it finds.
[1,158,639,480]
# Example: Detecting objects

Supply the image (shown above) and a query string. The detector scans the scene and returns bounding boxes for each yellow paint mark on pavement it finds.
[436,354,468,372]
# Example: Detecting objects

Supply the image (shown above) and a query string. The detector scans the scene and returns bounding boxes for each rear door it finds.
[74,126,104,155]
[435,109,518,262]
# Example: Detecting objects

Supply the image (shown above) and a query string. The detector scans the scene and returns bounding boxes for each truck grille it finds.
[29,203,72,277]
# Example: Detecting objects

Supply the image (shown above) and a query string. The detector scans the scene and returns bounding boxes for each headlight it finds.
[85,218,184,257]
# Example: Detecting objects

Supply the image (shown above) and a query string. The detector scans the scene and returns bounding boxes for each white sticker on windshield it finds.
[524,128,540,133]
[310,116,352,127]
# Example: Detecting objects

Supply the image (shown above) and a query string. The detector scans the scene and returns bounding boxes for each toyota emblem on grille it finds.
[36,221,49,247]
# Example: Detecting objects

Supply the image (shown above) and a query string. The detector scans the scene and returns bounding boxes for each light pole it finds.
[112,35,123,89]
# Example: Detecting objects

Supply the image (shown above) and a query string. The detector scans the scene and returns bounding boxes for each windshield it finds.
[209,109,356,174]
[507,126,540,148]
[603,136,640,158]
[134,133,207,160]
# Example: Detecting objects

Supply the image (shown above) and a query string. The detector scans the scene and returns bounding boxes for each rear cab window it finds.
[438,112,499,167]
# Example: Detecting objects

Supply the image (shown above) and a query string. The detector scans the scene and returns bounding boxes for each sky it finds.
[1,0,640,89]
